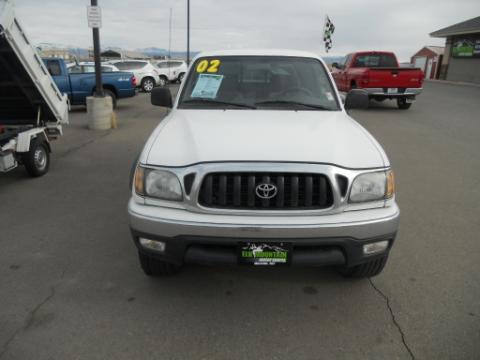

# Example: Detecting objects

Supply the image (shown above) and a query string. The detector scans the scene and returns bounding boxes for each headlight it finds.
[134,166,183,201]
[349,170,395,203]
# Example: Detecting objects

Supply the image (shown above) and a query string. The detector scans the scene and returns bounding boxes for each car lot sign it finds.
[87,6,102,28]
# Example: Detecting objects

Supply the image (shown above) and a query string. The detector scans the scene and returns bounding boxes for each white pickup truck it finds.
[129,50,399,279]
[0,0,69,177]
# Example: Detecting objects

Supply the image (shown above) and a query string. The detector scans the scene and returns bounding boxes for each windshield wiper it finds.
[255,100,333,110]
[181,99,256,109]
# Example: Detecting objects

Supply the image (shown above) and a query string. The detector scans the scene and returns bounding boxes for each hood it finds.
[143,109,387,169]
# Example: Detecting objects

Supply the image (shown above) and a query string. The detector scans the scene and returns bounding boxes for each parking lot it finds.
[1,81,479,359]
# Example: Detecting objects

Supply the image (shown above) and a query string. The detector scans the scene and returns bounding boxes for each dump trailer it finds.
[0,0,69,177]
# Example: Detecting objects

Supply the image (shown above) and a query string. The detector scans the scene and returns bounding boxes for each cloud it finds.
[14,0,480,61]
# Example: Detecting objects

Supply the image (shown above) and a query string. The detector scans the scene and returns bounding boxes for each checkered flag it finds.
[323,16,335,53]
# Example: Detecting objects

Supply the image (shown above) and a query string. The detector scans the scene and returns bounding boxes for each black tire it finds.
[21,138,50,177]
[177,73,185,83]
[138,252,181,276]
[141,77,155,93]
[158,76,168,87]
[339,255,389,278]
[397,98,412,110]
[103,89,117,109]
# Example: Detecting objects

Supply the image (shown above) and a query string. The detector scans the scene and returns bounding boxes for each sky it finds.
[13,0,480,62]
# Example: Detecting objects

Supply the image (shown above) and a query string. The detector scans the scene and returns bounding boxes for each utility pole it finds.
[90,0,104,96]
[168,7,172,60]
[86,0,112,130]
[187,0,190,65]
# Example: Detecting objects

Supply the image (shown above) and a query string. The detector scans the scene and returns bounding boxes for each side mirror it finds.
[344,89,369,110]
[332,62,339,69]
[151,87,173,108]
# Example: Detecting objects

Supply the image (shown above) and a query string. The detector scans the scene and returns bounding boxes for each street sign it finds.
[87,6,102,28]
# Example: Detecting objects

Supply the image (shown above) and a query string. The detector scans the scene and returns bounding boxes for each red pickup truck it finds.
[332,51,424,109]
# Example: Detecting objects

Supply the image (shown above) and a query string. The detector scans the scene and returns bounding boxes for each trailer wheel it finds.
[22,139,50,177]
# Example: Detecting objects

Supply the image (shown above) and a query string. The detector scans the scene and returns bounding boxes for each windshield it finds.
[178,56,340,111]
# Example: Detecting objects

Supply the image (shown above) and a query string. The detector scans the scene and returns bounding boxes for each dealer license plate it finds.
[238,242,292,266]
[387,88,398,94]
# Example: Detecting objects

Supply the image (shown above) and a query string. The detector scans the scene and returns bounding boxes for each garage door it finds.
[414,56,427,73]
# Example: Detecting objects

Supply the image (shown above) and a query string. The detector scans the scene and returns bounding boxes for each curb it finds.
[425,79,480,88]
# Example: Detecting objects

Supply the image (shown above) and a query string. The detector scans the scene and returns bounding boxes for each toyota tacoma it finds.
[128,50,399,278]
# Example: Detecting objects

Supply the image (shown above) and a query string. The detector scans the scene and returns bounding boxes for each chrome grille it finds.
[198,172,333,210]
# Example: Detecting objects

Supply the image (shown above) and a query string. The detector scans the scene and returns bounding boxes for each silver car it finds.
[129,49,399,278]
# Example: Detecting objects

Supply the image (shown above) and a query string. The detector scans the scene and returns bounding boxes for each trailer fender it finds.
[16,128,50,153]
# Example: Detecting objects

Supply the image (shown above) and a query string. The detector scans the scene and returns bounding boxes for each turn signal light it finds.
[386,170,395,198]
[134,166,145,195]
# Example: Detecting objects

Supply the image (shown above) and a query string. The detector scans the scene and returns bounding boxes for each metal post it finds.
[187,0,190,65]
[168,8,172,60]
[91,0,104,96]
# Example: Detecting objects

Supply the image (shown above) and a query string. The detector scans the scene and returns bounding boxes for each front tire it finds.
[177,73,185,83]
[22,138,50,177]
[339,255,389,278]
[141,77,155,93]
[138,252,181,276]
[397,98,412,110]
[158,76,168,87]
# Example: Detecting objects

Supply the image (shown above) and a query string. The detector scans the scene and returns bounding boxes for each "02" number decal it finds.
[196,59,221,73]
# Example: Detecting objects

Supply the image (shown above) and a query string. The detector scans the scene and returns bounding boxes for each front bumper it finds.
[364,87,422,97]
[128,199,400,267]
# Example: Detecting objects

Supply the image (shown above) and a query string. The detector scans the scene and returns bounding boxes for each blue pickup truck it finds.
[43,58,136,108]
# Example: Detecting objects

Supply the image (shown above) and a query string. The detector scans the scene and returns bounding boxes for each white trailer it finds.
[0,0,69,176]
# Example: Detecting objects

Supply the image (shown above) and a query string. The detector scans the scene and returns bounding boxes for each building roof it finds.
[430,16,480,37]
[425,46,445,55]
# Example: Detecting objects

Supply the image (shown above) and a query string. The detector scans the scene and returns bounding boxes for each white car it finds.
[107,60,165,92]
[129,49,399,278]
[156,60,188,82]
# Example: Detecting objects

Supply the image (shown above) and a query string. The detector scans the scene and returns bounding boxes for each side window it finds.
[113,62,128,70]
[46,60,62,76]
[101,66,113,72]
[157,62,168,68]
[68,65,82,74]
[343,55,352,68]
[83,66,95,73]
[132,62,147,70]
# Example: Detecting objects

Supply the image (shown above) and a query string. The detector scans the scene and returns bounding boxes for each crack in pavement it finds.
[369,278,416,360]
[0,263,69,359]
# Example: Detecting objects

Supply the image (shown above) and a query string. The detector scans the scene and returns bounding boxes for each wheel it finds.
[138,252,181,276]
[103,89,117,109]
[141,77,155,93]
[158,76,168,87]
[177,73,185,83]
[397,98,412,110]
[339,255,389,278]
[22,138,50,177]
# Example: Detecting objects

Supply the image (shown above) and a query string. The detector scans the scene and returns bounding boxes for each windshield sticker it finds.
[326,92,334,101]
[196,59,221,73]
[191,74,224,99]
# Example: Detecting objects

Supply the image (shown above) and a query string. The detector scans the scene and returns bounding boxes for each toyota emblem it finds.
[255,183,278,199]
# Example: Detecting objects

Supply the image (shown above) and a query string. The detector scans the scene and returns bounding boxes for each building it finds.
[430,16,480,84]
[38,48,75,61]
[410,46,444,79]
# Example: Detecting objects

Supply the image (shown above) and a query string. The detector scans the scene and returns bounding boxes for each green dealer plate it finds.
[238,242,292,266]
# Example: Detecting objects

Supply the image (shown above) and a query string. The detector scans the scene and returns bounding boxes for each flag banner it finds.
[324,16,335,53]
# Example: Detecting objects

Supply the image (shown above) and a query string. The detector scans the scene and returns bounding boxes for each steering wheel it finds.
[277,87,313,98]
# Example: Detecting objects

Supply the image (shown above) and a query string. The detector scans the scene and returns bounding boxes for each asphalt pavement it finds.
[0,82,479,360]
